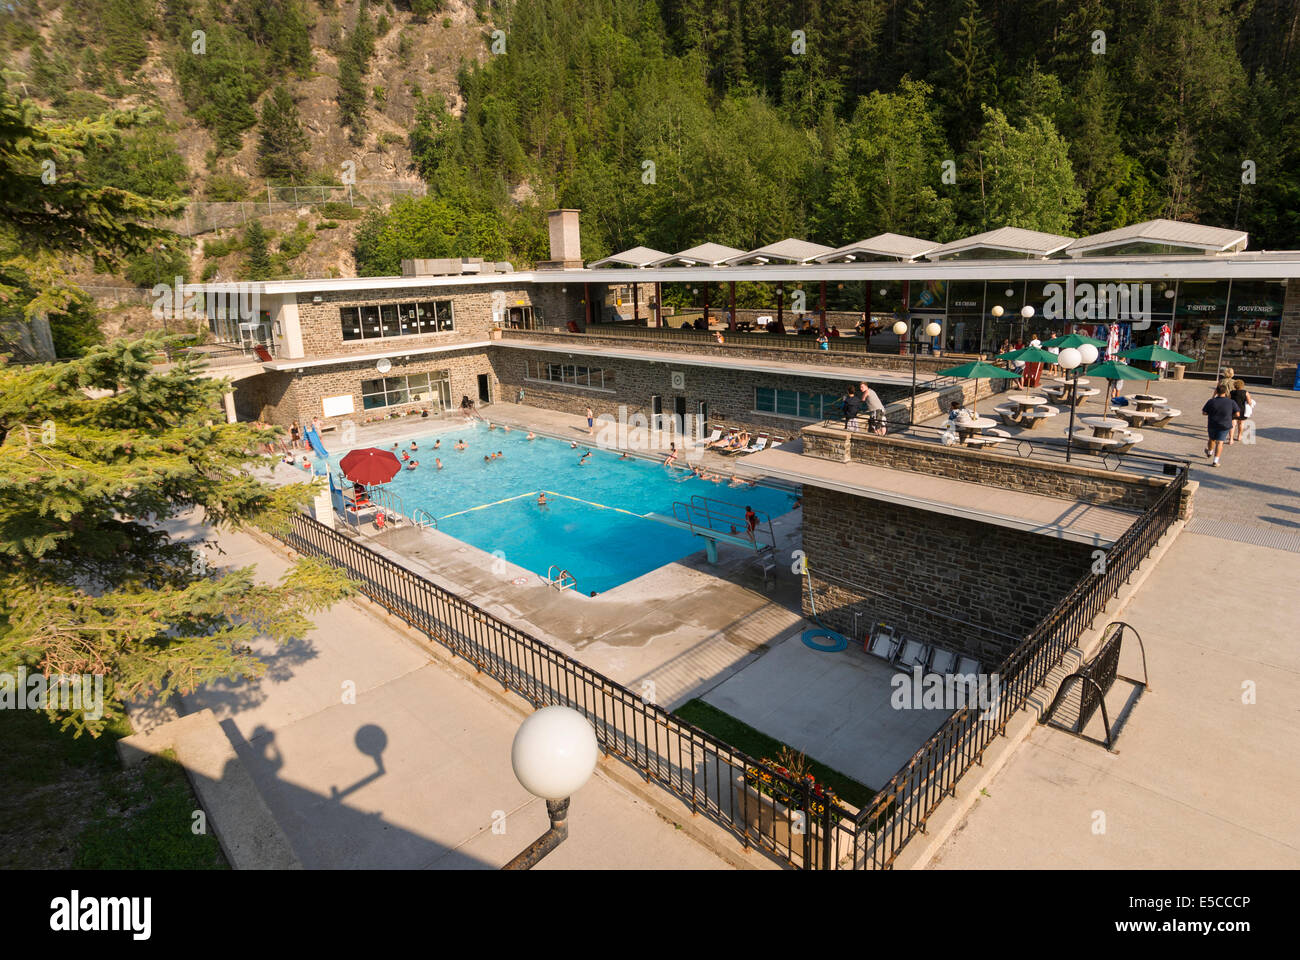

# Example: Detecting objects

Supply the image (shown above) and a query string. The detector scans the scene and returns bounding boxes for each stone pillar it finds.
[729,281,737,332]
[222,391,237,424]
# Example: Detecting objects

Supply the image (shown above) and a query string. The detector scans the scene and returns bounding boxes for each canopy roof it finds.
[648,242,746,267]
[725,238,835,265]
[814,233,939,263]
[1064,219,1248,257]
[926,227,1074,260]
[587,246,671,268]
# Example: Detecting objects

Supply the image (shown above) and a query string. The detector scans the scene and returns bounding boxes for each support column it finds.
[729,281,737,332]
[863,282,872,339]
[819,280,827,333]
[583,282,593,328]
[222,390,237,424]
[655,282,663,328]
[633,282,639,325]
[777,281,785,329]
[703,283,710,327]
[899,280,911,355]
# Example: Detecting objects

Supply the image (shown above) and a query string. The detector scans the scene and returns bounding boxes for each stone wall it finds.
[801,486,1095,662]
[237,347,496,430]
[291,282,582,361]
[800,423,1173,512]
[490,347,909,437]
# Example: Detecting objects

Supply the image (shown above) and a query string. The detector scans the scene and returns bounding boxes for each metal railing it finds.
[851,464,1186,868]
[526,323,954,363]
[278,512,858,868]
[274,456,1185,869]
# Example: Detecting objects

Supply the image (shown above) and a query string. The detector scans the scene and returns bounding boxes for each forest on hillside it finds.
[392,0,1300,272]
[2,0,1299,307]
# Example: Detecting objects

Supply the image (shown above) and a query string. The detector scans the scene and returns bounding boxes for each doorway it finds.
[477,374,491,404]
[651,394,663,430]
[673,396,687,436]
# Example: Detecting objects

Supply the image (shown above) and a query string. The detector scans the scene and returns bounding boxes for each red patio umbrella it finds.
[339,447,401,486]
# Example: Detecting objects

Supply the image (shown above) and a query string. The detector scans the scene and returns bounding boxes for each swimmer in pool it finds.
[433,439,441,450]
[435,458,443,470]
[526,432,536,441]
[410,442,418,451]
[537,492,548,506]
[619,452,629,460]
[579,451,591,465]
[455,439,467,450]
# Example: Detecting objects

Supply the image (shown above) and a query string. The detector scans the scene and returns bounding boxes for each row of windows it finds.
[754,387,842,420]
[524,360,615,390]
[361,371,450,410]
[341,301,454,341]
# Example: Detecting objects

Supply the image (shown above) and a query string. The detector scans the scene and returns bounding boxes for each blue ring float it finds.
[802,628,848,652]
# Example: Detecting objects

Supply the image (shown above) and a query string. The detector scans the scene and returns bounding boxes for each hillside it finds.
[1,0,493,317]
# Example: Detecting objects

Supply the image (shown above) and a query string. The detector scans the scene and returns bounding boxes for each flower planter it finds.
[733,772,855,868]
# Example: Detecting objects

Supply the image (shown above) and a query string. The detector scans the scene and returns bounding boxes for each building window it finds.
[361,371,450,410]
[754,387,840,420]
[524,360,612,390]
[340,299,455,341]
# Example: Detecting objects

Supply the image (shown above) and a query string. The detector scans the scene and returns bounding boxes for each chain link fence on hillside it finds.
[164,181,428,236]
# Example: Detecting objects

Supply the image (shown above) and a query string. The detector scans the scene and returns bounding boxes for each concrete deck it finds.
[162,520,748,870]
[924,377,1300,868]
[737,444,1138,546]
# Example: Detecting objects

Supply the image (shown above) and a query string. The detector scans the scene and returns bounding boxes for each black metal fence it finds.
[851,465,1186,868]
[274,458,1185,869]
[280,512,858,869]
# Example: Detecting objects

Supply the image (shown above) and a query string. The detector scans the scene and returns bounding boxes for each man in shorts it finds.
[1201,384,1237,468]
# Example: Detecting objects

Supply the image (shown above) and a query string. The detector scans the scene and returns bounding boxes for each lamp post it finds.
[989,304,1004,356]
[894,318,943,425]
[1058,342,1099,462]
[503,706,598,870]
[1019,304,1034,346]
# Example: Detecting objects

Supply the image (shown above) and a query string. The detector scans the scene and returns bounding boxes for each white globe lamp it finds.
[503,705,599,870]
[925,321,942,338]
[892,320,908,337]
[1079,343,1099,365]
[1058,347,1082,370]
[511,705,598,801]
[991,305,1004,318]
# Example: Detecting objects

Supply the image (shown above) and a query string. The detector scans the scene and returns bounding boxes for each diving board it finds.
[646,498,776,564]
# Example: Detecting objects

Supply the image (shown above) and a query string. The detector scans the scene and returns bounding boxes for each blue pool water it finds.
[325,423,798,594]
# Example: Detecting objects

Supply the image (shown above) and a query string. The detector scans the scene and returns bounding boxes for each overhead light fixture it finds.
[312,295,323,304]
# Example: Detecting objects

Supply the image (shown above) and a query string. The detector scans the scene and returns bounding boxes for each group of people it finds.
[1201,368,1256,468]
[706,429,751,452]
[837,381,888,434]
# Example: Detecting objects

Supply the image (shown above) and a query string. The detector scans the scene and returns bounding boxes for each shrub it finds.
[316,220,340,230]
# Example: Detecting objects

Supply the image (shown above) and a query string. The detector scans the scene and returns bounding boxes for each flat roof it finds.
[735,445,1139,546]
[183,250,1300,298]
[494,338,919,387]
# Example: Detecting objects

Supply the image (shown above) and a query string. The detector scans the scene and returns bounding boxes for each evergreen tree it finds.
[257,85,309,181]
[0,341,353,737]
[243,221,272,279]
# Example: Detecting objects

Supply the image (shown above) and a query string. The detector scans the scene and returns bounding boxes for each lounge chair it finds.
[721,434,767,455]
[928,647,958,675]
[954,655,980,676]
[866,625,898,661]
[701,428,723,447]
[894,637,932,671]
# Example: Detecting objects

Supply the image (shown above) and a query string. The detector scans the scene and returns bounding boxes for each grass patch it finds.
[0,709,227,869]
[673,699,875,809]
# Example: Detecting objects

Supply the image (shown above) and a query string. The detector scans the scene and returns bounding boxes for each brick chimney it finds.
[539,209,583,269]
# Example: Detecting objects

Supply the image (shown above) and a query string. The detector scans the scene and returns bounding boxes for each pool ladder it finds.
[412,507,437,529]
[545,565,577,591]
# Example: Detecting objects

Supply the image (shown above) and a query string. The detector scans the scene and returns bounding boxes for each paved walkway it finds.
[928,380,1300,868]
[171,520,746,870]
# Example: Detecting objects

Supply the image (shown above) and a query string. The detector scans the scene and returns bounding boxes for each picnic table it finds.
[1080,416,1129,440]
[1130,394,1168,411]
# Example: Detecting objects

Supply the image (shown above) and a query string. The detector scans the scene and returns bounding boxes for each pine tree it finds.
[257,85,309,181]
[243,221,272,279]
[0,342,353,737]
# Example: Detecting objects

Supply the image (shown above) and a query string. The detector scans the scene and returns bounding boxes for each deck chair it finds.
[894,637,932,671]
[928,647,958,675]
[954,655,980,677]
[701,428,723,447]
[866,625,898,661]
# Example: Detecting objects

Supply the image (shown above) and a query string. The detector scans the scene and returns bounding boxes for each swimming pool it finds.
[325,423,798,594]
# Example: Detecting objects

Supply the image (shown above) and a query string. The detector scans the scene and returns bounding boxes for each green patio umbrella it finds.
[937,359,1020,416]
[1085,359,1159,418]
[1043,333,1107,350]
[1117,343,1197,364]
[996,346,1059,364]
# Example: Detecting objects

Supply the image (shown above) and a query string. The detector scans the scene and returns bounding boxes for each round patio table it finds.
[1004,393,1048,415]
[1080,416,1128,439]
[1130,394,1168,412]
[957,417,997,439]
